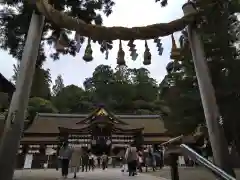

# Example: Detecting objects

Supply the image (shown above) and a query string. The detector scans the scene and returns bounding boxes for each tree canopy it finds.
[52,74,64,96]
[51,65,163,115]
[1,0,115,64]
[162,0,240,140]
[12,63,52,100]
[3,0,240,148]
[27,97,57,122]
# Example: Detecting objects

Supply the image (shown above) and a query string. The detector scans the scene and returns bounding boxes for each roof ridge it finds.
[38,113,161,119]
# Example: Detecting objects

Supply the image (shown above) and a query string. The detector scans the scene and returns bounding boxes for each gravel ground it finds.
[13,168,166,180]
[147,167,240,180]
[13,167,240,180]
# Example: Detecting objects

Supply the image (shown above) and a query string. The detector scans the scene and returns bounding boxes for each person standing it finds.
[59,142,72,179]
[81,150,89,172]
[148,147,156,171]
[70,147,82,179]
[138,151,143,172]
[125,144,138,176]
[97,156,101,168]
[101,152,108,170]
[89,152,95,171]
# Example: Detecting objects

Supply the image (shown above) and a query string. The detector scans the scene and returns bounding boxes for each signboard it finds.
[46,148,56,155]
[23,154,33,169]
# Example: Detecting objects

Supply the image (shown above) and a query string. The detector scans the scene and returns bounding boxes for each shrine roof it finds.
[21,137,57,144]
[0,73,15,93]
[25,112,167,134]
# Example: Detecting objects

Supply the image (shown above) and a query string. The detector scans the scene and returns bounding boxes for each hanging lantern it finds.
[117,40,126,66]
[130,50,138,61]
[170,34,181,60]
[143,40,151,65]
[55,31,69,52]
[83,38,93,62]
[55,41,65,52]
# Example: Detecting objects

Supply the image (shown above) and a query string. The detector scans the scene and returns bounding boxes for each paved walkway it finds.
[14,168,168,180]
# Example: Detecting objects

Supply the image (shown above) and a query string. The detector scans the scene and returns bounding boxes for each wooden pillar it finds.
[133,131,144,150]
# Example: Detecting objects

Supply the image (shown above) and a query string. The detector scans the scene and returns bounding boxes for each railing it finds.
[160,136,236,180]
[180,144,236,180]
[161,135,183,146]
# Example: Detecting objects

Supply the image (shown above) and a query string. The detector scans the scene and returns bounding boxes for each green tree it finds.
[111,66,134,112]
[27,97,58,122]
[84,65,115,104]
[131,68,158,102]
[52,75,64,96]
[12,63,52,99]
[129,68,159,114]
[82,65,164,114]
[30,68,52,100]
[161,0,240,139]
[1,0,115,67]
[52,85,93,113]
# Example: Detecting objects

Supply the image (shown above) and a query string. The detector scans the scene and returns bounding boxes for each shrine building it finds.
[10,105,201,169]
[12,106,168,168]
[0,74,201,169]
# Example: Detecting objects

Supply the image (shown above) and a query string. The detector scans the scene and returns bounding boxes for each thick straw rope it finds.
[34,0,198,40]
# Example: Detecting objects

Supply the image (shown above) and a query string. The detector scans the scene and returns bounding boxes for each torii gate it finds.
[0,1,234,179]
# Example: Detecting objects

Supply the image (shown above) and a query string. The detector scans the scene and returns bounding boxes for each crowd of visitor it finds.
[57,142,161,179]
[58,142,109,179]
[57,139,213,179]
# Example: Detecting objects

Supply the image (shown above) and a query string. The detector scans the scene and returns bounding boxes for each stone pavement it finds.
[14,168,169,180]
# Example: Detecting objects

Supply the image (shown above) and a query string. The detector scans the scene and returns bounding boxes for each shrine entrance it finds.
[58,106,144,156]
[91,139,111,156]
[90,118,113,155]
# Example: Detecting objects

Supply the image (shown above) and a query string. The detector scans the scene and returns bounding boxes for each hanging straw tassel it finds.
[83,38,93,62]
[117,40,126,66]
[75,33,82,53]
[170,34,181,60]
[143,40,151,65]
[128,40,138,61]
[103,41,109,60]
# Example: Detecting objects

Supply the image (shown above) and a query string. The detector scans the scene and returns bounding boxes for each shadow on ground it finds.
[147,167,240,180]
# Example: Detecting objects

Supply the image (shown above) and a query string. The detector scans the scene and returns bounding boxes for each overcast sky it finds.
[0,0,186,87]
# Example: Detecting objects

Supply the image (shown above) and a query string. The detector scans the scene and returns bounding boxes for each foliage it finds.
[52,85,93,113]
[161,0,240,140]
[12,62,52,99]
[51,65,163,115]
[27,97,58,121]
[0,0,115,66]
[30,68,52,99]
[52,75,64,96]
